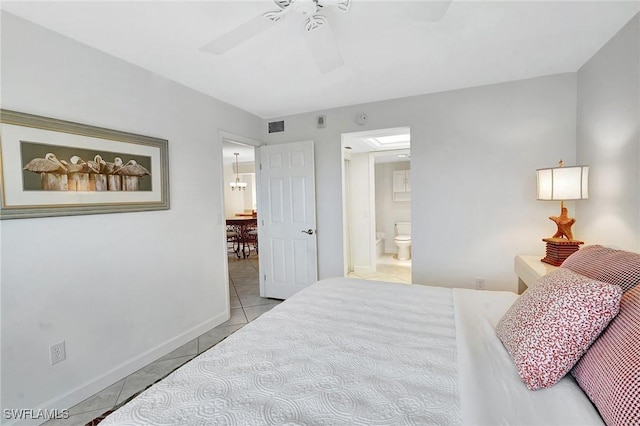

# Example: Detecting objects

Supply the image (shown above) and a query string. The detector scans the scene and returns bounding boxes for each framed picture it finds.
[0,109,170,219]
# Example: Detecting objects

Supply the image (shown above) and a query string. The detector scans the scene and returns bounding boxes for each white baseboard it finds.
[6,312,228,426]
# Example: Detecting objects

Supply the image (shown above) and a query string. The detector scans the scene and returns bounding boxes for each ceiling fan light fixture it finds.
[292,0,319,16]
[274,0,292,8]
[336,0,351,13]
[264,10,286,23]
[305,15,327,32]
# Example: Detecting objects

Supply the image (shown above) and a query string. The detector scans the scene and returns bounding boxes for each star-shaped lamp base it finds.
[549,206,577,240]
[542,205,584,265]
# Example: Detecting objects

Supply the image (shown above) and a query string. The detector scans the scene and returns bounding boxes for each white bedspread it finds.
[102,278,605,425]
[102,278,461,425]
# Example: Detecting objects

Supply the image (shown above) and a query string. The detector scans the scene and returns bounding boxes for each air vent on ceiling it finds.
[268,120,285,133]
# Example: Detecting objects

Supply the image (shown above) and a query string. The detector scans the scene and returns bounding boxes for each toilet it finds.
[394,221,412,260]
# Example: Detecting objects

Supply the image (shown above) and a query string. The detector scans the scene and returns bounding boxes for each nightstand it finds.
[514,255,559,294]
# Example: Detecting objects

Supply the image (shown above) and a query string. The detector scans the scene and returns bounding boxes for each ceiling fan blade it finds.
[303,16,343,74]
[200,11,281,55]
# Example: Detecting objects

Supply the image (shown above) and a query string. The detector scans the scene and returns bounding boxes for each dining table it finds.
[226,217,257,258]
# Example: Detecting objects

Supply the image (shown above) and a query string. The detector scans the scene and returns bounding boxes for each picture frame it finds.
[0,109,170,219]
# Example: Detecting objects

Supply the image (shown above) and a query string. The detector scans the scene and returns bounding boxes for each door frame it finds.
[341,127,411,277]
[342,154,353,276]
[218,130,263,309]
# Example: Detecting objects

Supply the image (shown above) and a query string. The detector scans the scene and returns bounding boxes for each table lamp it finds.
[536,160,589,265]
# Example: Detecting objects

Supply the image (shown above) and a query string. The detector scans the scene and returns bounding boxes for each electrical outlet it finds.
[50,341,66,365]
[475,278,485,290]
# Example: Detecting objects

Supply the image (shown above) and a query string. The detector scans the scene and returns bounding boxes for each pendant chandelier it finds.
[230,152,247,191]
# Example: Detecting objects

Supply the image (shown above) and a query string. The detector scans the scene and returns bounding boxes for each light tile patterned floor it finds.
[347,253,412,284]
[44,254,279,426]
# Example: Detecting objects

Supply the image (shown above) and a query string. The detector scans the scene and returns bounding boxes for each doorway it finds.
[220,132,280,318]
[220,136,319,305]
[341,127,412,284]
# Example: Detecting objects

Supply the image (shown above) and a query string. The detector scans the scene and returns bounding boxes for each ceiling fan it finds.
[200,0,452,74]
[201,0,350,74]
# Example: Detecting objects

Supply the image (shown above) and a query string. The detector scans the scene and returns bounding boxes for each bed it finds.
[101,245,640,425]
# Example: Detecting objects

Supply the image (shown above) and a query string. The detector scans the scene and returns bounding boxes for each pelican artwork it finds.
[103,157,123,174]
[106,157,124,191]
[21,152,150,192]
[61,156,90,191]
[23,153,69,190]
[60,156,89,173]
[23,153,67,173]
[114,160,150,176]
[115,160,150,191]
[87,154,105,173]
[87,155,108,191]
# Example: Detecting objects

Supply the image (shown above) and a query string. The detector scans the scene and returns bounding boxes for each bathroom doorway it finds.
[341,127,412,284]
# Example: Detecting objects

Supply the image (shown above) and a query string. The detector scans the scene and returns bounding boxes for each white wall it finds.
[375,162,411,253]
[576,14,640,251]
[0,12,262,422]
[347,153,373,272]
[262,73,578,291]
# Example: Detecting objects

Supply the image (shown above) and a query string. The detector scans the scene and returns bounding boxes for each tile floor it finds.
[44,254,280,426]
[347,253,412,284]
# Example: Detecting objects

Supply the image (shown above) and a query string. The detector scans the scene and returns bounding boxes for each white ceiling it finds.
[2,1,639,119]
[222,141,256,164]
[343,126,410,151]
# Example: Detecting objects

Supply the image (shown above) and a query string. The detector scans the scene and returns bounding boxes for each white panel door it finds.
[259,141,317,299]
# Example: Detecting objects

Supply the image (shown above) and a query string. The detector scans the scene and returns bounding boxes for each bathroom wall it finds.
[348,152,374,273]
[375,161,411,253]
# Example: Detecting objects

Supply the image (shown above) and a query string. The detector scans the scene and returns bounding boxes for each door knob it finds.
[301,229,315,235]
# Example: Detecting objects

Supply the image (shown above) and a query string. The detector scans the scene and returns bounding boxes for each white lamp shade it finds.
[537,166,589,200]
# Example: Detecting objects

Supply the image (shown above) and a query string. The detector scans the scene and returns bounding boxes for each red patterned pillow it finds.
[496,268,622,390]
[561,245,640,292]
[572,285,640,426]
